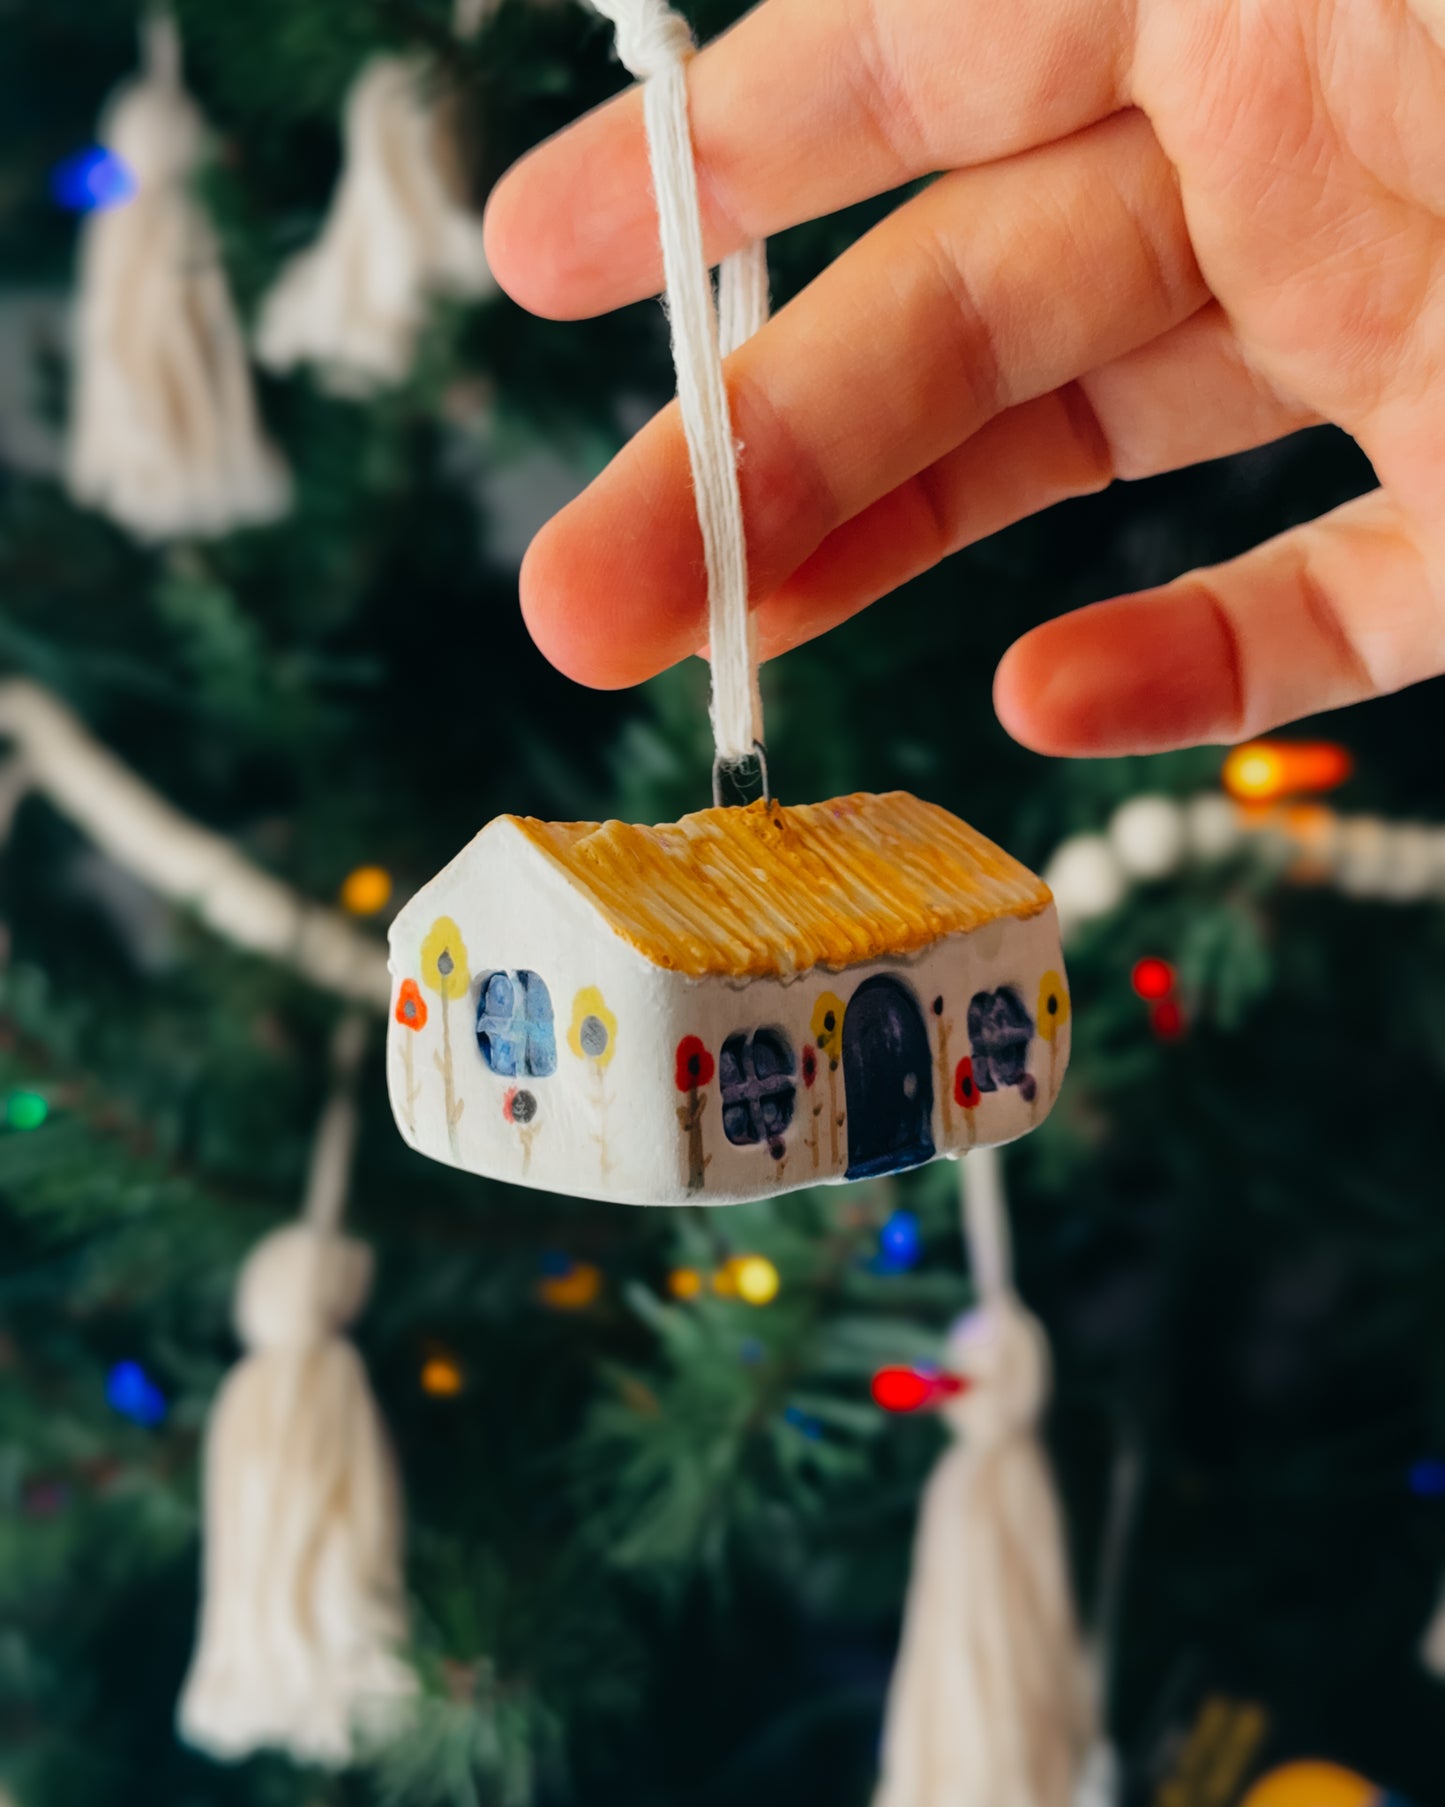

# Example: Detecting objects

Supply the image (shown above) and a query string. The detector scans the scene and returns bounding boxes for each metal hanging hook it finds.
[712,740,771,810]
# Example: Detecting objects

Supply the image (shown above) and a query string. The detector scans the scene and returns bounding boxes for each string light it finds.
[1239,1761,1384,1807]
[1223,740,1353,803]
[875,1207,922,1272]
[730,1255,780,1306]
[420,1355,464,1396]
[667,1266,703,1300]
[5,1091,48,1130]
[339,864,393,915]
[1151,999,1185,1041]
[106,1359,166,1427]
[1130,957,1175,1001]
[871,1365,966,1414]
[51,145,136,213]
[1410,1457,1445,1498]
[783,1404,823,1440]
[537,1259,603,1310]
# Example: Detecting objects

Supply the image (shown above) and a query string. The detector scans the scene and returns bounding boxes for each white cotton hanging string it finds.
[590,0,768,779]
[179,1015,415,1767]
[873,1148,1095,1807]
[67,13,290,540]
[256,4,494,397]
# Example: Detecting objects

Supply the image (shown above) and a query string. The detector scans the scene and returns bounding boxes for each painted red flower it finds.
[675,1035,715,1092]
[953,1056,980,1110]
[801,1043,818,1088]
[395,978,428,1032]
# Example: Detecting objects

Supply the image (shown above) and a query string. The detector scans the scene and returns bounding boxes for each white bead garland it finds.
[1107,795,1187,881]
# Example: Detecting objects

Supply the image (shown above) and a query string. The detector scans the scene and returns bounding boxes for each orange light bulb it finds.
[1222,741,1353,803]
[421,1355,464,1396]
[340,864,394,915]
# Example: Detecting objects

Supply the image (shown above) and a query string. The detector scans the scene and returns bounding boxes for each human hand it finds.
[484,0,1445,756]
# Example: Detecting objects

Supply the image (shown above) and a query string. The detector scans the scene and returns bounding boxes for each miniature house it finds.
[387,792,1070,1207]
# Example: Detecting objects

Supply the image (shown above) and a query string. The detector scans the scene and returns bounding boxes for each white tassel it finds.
[875,1151,1094,1807]
[179,1019,414,1765]
[256,56,494,397]
[67,18,290,541]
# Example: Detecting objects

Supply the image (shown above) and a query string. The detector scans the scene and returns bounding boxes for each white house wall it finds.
[387,816,697,1203]
[388,821,1069,1207]
[656,904,1070,1206]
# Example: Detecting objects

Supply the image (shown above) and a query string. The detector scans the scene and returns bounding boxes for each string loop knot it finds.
[593,0,694,78]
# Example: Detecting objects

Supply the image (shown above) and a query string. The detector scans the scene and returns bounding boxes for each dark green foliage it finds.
[1,3,1444,1805]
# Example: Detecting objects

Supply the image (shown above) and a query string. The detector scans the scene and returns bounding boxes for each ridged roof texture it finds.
[505,792,1052,980]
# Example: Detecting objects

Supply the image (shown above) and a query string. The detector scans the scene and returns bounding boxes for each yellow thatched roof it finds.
[506,792,1051,981]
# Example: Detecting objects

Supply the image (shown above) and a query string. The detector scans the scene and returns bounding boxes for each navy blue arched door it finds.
[842,975,935,1178]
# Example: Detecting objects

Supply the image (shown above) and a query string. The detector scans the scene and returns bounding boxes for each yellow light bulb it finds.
[1240,1762,1379,1807]
[732,1255,780,1307]
[421,1355,464,1396]
[340,864,393,915]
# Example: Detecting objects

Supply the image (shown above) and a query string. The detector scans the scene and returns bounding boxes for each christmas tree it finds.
[3,3,1444,1805]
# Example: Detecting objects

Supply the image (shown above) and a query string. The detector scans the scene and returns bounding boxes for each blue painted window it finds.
[720,1028,795,1147]
[966,987,1034,1092]
[476,971,557,1078]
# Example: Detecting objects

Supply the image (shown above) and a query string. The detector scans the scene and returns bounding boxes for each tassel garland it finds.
[256,56,494,396]
[179,1018,414,1765]
[67,17,290,540]
[873,1150,1095,1807]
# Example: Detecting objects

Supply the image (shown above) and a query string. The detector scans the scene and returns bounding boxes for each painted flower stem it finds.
[935,1013,953,1142]
[434,991,462,1151]
[591,1063,613,1178]
[398,1033,422,1134]
[677,1084,710,1191]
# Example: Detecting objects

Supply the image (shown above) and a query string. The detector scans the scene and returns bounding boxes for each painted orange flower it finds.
[395,978,428,1031]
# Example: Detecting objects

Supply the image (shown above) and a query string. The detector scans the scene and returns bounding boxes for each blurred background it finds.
[2,2,1445,1804]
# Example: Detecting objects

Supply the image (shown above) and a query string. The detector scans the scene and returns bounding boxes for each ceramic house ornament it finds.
[388,2,1072,1204]
[387,794,1070,1206]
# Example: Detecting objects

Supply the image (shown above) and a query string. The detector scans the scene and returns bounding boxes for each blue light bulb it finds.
[51,146,137,214]
[106,1359,166,1427]
[1409,1456,1445,1498]
[877,1208,922,1272]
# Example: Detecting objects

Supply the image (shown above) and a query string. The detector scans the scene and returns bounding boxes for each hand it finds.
[484,0,1445,756]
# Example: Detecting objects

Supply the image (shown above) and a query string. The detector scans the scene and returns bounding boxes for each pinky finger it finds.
[995,487,1442,756]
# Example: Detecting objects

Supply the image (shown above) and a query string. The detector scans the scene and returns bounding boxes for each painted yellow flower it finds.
[811,991,846,1060]
[420,917,470,1000]
[1036,970,1071,1041]
[567,986,617,1069]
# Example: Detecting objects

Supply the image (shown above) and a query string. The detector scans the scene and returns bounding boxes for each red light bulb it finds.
[1131,957,1175,1001]
[872,1367,931,1412]
[1151,998,1185,1040]
[871,1367,969,1413]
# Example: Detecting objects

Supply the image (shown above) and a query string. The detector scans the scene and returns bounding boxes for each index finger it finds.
[484,0,1131,320]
